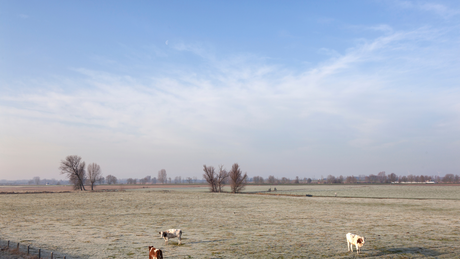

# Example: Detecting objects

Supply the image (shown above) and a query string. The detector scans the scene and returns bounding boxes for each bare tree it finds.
[443,174,455,183]
[388,173,398,183]
[345,176,357,184]
[186,177,193,184]
[253,176,264,184]
[281,177,290,184]
[158,169,167,184]
[377,171,387,183]
[33,176,41,185]
[216,165,228,192]
[326,175,336,184]
[87,163,102,191]
[229,163,247,193]
[59,155,86,190]
[106,175,117,185]
[268,175,276,184]
[203,165,217,192]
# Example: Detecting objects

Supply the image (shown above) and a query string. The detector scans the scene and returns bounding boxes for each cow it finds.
[346,233,365,254]
[159,229,182,244]
[148,246,163,259]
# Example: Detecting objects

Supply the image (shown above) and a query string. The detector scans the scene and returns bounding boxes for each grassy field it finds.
[1,185,459,258]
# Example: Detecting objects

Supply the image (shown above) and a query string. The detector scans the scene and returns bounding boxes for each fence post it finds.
[39,248,41,258]
[7,240,9,248]
[17,243,19,250]
[64,256,66,259]
[28,245,30,254]
[51,252,53,259]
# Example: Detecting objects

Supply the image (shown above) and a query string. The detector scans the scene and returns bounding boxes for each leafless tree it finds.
[216,165,228,192]
[186,177,193,184]
[253,176,264,184]
[106,175,117,185]
[306,178,312,184]
[268,175,276,184]
[33,176,40,185]
[203,165,217,192]
[229,163,247,193]
[326,175,336,184]
[294,176,300,184]
[443,174,455,183]
[87,163,102,191]
[158,169,167,184]
[140,175,151,184]
[59,155,86,190]
[281,177,290,184]
[388,173,398,183]
[345,176,357,184]
[377,171,387,183]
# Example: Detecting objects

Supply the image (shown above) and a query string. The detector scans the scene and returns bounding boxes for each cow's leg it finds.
[347,241,350,251]
[356,244,359,254]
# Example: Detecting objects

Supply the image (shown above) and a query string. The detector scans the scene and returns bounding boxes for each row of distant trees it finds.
[251,172,460,184]
[59,155,117,190]
[56,155,459,191]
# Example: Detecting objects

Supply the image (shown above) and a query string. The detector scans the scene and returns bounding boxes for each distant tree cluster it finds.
[247,171,459,185]
[203,164,229,192]
[319,172,459,184]
[59,155,104,190]
[158,169,167,184]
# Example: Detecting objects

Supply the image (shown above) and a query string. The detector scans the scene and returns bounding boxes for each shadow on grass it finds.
[374,247,442,256]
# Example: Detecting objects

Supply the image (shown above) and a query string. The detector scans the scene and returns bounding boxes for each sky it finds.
[1,1,460,181]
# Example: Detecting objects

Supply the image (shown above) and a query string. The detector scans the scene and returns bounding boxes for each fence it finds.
[0,238,70,259]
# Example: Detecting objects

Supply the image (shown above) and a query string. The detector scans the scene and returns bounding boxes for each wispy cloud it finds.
[1,23,459,178]
[396,1,460,18]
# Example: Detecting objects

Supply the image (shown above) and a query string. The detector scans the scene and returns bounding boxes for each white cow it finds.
[159,229,182,244]
[346,233,365,254]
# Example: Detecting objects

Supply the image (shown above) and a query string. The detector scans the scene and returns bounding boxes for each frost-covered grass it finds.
[1,186,459,258]
[248,184,460,200]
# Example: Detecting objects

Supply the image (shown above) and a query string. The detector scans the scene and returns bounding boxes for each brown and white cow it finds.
[148,246,163,259]
[346,233,365,254]
[159,229,182,244]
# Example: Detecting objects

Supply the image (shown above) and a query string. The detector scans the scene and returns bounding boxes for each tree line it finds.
[251,171,460,184]
[56,155,460,191]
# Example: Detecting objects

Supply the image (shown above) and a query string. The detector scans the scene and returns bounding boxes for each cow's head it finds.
[159,231,167,238]
[357,237,365,247]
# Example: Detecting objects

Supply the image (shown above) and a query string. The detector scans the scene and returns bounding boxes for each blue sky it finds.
[1,1,459,180]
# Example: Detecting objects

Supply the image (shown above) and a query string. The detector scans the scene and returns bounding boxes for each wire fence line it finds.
[0,238,72,259]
